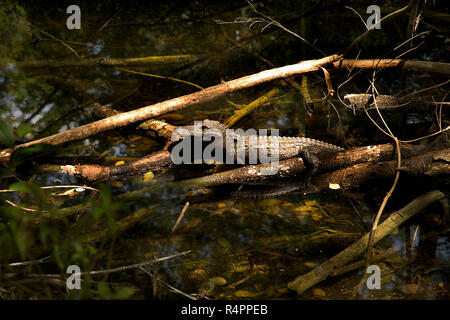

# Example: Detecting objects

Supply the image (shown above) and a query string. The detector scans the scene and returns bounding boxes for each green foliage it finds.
[0,5,28,64]
[16,123,33,139]
[97,283,135,300]
[9,143,58,168]
[9,180,47,209]
[0,117,15,147]
[92,184,128,234]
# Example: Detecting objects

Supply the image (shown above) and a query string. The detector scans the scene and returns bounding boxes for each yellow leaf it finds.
[234,290,253,298]
[313,288,326,296]
[329,183,341,189]
[143,171,154,182]
[114,160,125,166]
[209,277,227,286]
[294,205,315,213]
[218,202,226,208]
[304,262,317,268]
[57,188,76,197]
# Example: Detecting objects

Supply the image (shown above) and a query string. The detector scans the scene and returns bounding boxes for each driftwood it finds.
[334,59,450,75]
[90,103,178,141]
[313,147,450,191]
[61,105,180,181]
[288,190,446,295]
[0,54,341,166]
[60,150,173,181]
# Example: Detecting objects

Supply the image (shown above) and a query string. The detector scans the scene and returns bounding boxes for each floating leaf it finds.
[143,171,154,182]
[313,288,326,296]
[329,183,341,190]
[209,276,227,286]
[114,160,125,166]
[0,118,15,147]
[304,262,317,268]
[234,290,254,298]
[217,202,226,208]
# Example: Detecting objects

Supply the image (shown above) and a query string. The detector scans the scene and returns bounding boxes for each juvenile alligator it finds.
[201,119,344,159]
[175,120,344,186]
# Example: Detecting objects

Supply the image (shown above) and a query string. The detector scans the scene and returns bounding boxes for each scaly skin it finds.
[200,120,344,161]
[178,120,344,187]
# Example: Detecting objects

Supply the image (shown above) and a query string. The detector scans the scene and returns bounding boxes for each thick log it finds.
[182,143,432,187]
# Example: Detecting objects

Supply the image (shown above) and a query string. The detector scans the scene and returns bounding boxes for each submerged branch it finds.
[13,54,203,68]
[288,190,446,295]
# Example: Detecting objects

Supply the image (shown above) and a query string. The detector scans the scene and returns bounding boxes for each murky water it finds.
[0,0,449,299]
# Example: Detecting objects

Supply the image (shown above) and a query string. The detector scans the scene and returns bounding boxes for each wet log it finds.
[60,150,172,181]
[181,143,435,187]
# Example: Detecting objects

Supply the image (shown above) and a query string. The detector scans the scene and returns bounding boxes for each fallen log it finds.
[60,150,173,181]
[90,103,178,141]
[180,142,433,187]
[313,147,450,191]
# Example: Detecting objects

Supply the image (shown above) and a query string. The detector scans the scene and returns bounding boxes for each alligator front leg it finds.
[299,146,321,188]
